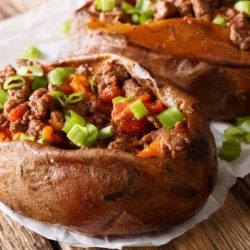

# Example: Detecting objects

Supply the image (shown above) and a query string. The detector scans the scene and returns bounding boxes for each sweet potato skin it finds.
[0,54,217,236]
[71,7,250,120]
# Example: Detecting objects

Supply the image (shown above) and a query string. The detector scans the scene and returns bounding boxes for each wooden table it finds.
[0,1,250,249]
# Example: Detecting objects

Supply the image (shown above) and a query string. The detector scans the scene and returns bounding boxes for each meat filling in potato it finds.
[0,58,185,156]
[88,0,250,50]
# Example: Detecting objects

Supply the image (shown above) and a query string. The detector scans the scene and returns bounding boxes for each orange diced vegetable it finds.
[137,140,162,158]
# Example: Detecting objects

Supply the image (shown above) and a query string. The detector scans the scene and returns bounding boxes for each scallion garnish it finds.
[234,1,250,17]
[51,91,68,107]
[22,46,42,60]
[67,124,89,147]
[240,120,250,133]
[121,1,134,12]
[97,0,115,11]
[48,67,75,87]
[61,20,71,35]
[85,124,99,147]
[20,133,35,142]
[218,141,241,162]
[17,65,44,77]
[236,116,250,126]
[136,0,152,11]
[63,110,85,134]
[224,126,245,143]
[99,125,113,140]
[89,77,97,93]
[112,95,133,104]
[32,77,48,91]
[130,99,149,120]
[157,106,184,130]
[67,92,85,104]
[0,90,9,109]
[212,16,227,27]
[3,76,26,90]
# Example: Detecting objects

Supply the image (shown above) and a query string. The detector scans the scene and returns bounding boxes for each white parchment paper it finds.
[0,0,249,248]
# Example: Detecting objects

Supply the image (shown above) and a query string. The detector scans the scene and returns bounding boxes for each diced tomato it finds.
[112,101,150,134]
[9,104,28,123]
[99,84,121,103]
[42,126,62,145]
[42,65,54,74]
[146,100,165,115]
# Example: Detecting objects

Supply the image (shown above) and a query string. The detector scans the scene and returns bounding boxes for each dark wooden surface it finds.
[0,1,249,249]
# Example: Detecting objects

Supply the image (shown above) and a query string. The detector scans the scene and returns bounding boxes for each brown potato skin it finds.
[71,6,250,120]
[0,54,217,236]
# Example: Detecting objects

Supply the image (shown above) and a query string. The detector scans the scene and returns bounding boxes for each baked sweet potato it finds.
[0,54,217,236]
[71,3,250,120]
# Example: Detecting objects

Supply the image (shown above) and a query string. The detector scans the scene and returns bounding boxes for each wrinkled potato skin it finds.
[71,6,250,120]
[0,54,217,236]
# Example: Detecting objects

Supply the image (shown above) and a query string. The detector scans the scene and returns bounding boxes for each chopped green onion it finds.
[99,125,113,140]
[245,133,250,143]
[67,124,89,147]
[85,124,99,147]
[112,95,133,104]
[51,91,68,107]
[157,106,184,130]
[37,138,50,145]
[140,10,154,24]
[3,76,26,90]
[136,0,152,12]
[224,126,245,143]
[20,133,35,142]
[130,100,149,120]
[212,16,227,27]
[218,141,241,162]
[234,1,250,17]
[63,110,85,133]
[61,20,71,35]
[0,90,9,109]
[236,116,250,126]
[17,65,44,77]
[89,77,97,93]
[67,92,85,104]
[48,67,75,87]
[121,1,134,12]
[32,77,48,91]
[132,13,140,23]
[240,119,250,133]
[22,46,42,60]
[97,0,115,11]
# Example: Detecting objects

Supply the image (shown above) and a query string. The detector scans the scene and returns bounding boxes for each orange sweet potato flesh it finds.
[88,18,250,66]
[0,54,217,236]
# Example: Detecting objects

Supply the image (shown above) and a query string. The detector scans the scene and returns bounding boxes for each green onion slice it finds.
[234,1,250,17]
[236,116,250,126]
[245,133,250,143]
[212,16,227,27]
[0,90,9,109]
[218,141,241,162]
[224,126,245,143]
[89,77,97,93]
[85,124,99,147]
[240,119,250,133]
[32,77,48,91]
[67,124,89,147]
[132,13,140,23]
[20,133,35,142]
[63,110,85,134]
[97,0,115,11]
[130,99,149,120]
[157,106,184,130]
[51,91,68,107]
[17,65,44,77]
[112,95,133,104]
[3,76,26,90]
[67,92,85,104]
[121,1,134,13]
[48,67,75,87]
[99,125,113,140]
[136,0,152,12]
[61,20,71,35]
[22,46,42,60]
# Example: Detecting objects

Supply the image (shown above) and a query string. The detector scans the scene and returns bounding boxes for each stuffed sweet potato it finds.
[71,1,250,120]
[0,54,217,236]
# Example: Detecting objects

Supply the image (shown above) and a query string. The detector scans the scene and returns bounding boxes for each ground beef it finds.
[174,0,193,17]
[108,135,140,152]
[0,113,9,128]
[123,79,150,97]
[8,85,31,100]
[16,58,35,67]
[49,111,65,131]
[76,64,92,77]
[99,7,124,22]
[154,0,177,20]
[4,98,25,119]
[27,119,45,138]
[139,129,162,148]
[229,13,250,50]
[190,0,211,20]
[0,65,17,89]
[147,116,162,129]
[29,88,58,119]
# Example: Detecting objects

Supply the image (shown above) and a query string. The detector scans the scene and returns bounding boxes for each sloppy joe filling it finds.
[0,59,184,156]
[88,0,250,50]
